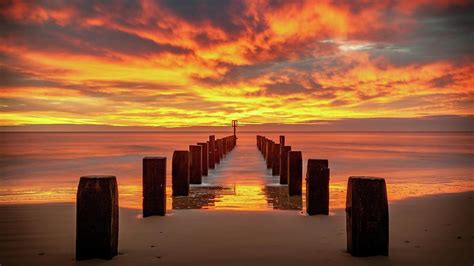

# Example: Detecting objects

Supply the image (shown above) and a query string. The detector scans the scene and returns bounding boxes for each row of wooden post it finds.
[76,135,237,260]
[256,135,389,257]
[174,135,237,196]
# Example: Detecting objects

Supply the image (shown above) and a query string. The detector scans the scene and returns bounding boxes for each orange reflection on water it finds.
[0,132,473,211]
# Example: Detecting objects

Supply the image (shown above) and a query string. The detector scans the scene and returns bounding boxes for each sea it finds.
[0,131,472,212]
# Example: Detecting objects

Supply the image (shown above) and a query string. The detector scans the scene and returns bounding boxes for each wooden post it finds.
[197,142,208,176]
[189,145,202,184]
[279,135,285,146]
[208,135,215,169]
[172,151,190,196]
[288,151,302,196]
[306,159,330,215]
[143,157,166,217]
[266,141,274,169]
[222,138,227,156]
[76,175,118,260]
[346,176,389,257]
[280,145,291,184]
[214,139,221,164]
[262,137,267,158]
[272,143,280,176]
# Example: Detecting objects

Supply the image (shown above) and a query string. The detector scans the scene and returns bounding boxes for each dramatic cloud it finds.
[0,0,472,127]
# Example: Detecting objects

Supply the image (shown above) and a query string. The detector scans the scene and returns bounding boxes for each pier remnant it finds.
[280,145,291,184]
[279,135,285,146]
[272,143,281,176]
[209,135,215,169]
[266,140,274,169]
[215,139,221,164]
[288,151,302,195]
[346,176,389,257]
[143,157,167,217]
[172,151,190,196]
[197,142,208,176]
[189,145,202,184]
[76,175,118,260]
[306,159,330,215]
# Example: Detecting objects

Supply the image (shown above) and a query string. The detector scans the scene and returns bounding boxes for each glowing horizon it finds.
[1,0,473,127]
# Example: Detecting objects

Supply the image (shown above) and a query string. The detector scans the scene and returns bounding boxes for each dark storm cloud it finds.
[0,67,63,88]
[0,19,191,58]
[367,3,474,66]
[158,0,250,35]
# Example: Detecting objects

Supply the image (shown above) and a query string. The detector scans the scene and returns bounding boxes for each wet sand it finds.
[0,191,472,266]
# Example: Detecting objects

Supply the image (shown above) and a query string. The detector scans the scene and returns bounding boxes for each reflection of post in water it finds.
[264,185,302,210]
[172,186,233,210]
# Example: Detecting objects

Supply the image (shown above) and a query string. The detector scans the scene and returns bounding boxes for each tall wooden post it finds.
[172,151,190,196]
[346,176,389,257]
[279,135,285,146]
[76,175,118,260]
[280,145,291,184]
[223,138,228,156]
[266,140,274,169]
[306,159,330,215]
[272,143,281,176]
[232,120,238,146]
[288,151,302,196]
[189,145,202,184]
[197,142,208,176]
[143,157,166,217]
[209,135,215,169]
[262,137,267,158]
[214,139,221,164]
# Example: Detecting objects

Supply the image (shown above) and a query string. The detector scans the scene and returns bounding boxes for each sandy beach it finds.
[0,191,472,266]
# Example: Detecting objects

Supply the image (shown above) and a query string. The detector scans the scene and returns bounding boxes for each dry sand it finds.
[0,191,472,266]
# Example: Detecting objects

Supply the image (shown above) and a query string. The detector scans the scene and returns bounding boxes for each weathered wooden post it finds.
[189,145,202,184]
[346,176,389,257]
[172,151,190,196]
[288,151,302,196]
[222,137,227,156]
[306,159,330,215]
[76,175,118,260]
[197,142,208,176]
[272,143,281,176]
[214,139,221,164]
[279,135,285,146]
[143,157,166,217]
[209,135,215,169]
[219,139,224,159]
[266,140,274,169]
[280,145,291,184]
[262,137,267,158]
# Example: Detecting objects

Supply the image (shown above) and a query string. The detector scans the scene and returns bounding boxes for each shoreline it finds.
[0,191,472,265]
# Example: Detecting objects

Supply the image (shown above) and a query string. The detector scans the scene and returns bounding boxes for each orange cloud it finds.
[0,0,472,127]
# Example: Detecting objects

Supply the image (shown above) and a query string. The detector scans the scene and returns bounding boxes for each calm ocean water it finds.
[0,132,472,211]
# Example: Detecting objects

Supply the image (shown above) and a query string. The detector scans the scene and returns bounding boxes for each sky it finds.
[0,0,473,130]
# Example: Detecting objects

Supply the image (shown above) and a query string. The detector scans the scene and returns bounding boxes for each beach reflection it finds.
[0,132,472,211]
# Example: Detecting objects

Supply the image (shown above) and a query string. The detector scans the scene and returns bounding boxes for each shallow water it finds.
[0,132,472,211]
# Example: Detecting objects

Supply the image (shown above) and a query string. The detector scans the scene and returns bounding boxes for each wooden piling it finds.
[214,139,221,164]
[280,145,291,184]
[189,145,202,184]
[208,135,215,169]
[223,138,228,156]
[288,151,302,196]
[266,140,274,169]
[76,175,118,260]
[197,142,208,176]
[279,135,285,146]
[272,143,281,176]
[346,176,389,257]
[172,151,190,196]
[142,157,166,217]
[306,159,330,215]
